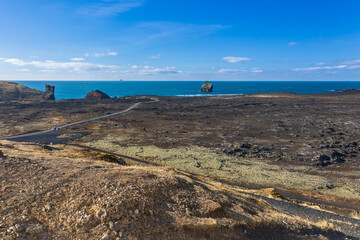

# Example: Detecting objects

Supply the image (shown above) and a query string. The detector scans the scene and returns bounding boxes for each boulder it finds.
[43,84,55,100]
[201,81,213,92]
[85,90,111,100]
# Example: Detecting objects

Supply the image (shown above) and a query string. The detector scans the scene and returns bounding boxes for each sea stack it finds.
[43,84,55,100]
[201,81,213,92]
[85,90,111,100]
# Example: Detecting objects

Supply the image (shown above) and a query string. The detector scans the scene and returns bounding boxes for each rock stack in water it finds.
[201,81,213,92]
[43,84,55,100]
[85,90,111,100]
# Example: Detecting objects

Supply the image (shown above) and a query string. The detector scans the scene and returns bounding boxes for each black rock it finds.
[43,84,55,100]
[85,90,111,100]
[201,81,213,92]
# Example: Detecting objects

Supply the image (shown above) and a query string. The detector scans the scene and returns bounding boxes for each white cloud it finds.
[70,57,85,61]
[250,68,263,73]
[40,69,57,73]
[94,51,118,57]
[78,0,144,17]
[122,65,181,75]
[16,68,30,72]
[287,42,298,46]
[1,57,119,72]
[107,52,118,56]
[130,65,139,69]
[222,56,252,63]
[217,68,241,73]
[293,59,360,72]
[217,68,263,73]
[292,65,348,71]
[148,54,161,59]
[343,59,360,65]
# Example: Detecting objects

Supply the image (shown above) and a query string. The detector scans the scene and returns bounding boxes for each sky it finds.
[0,0,360,81]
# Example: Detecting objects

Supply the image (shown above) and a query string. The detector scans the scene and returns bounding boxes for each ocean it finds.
[16,81,360,100]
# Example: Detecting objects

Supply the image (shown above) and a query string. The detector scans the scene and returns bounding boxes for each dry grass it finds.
[83,136,360,200]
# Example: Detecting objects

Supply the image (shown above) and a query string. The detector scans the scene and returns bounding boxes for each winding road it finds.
[0,101,145,142]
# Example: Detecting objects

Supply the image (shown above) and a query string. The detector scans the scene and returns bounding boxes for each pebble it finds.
[109,221,114,230]
[101,231,111,240]
[113,221,121,232]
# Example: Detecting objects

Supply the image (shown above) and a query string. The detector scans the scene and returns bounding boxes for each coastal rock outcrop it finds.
[85,90,111,100]
[201,81,213,92]
[0,81,54,101]
[43,84,55,100]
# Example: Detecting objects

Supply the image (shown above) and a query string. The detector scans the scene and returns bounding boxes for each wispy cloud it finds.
[287,42,298,46]
[250,68,263,73]
[343,59,360,65]
[217,67,263,73]
[120,21,227,45]
[314,62,326,66]
[94,51,118,57]
[122,65,181,75]
[292,65,349,71]
[70,57,85,61]
[16,68,30,72]
[2,58,119,72]
[218,68,243,73]
[293,59,360,72]
[222,56,252,63]
[78,0,144,17]
[148,54,161,59]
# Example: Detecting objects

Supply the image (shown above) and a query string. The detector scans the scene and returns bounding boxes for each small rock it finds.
[15,223,26,232]
[101,231,111,240]
[113,221,121,232]
[7,226,15,233]
[108,221,114,230]
[45,203,51,211]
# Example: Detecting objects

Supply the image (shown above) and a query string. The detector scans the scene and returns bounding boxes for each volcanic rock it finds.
[43,84,55,100]
[201,81,213,92]
[85,90,111,100]
[0,81,45,101]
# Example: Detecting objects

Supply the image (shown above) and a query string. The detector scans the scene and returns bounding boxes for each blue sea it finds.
[16,81,360,100]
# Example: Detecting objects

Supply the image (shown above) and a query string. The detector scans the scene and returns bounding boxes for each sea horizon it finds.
[13,80,360,100]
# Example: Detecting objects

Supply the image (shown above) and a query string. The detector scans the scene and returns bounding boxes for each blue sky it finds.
[0,0,360,80]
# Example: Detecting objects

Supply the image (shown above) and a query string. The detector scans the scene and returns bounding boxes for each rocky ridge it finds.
[0,81,55,101]
[85,90,111,100]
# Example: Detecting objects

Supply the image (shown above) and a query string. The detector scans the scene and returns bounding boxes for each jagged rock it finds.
[201,81,213,92]
[0,150,4,158]
[43,84,55,100]
[85,90,111,100]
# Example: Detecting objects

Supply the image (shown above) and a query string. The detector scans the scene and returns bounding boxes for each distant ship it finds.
[119,79,124,82]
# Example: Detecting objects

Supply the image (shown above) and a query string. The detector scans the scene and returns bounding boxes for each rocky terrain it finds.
[0,81,55,101]
[1,90,360,238]
[0,142,351,239]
